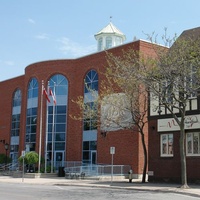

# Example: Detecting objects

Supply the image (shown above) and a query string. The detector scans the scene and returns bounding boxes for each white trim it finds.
[160,134,174,157]
[186,132,200,156]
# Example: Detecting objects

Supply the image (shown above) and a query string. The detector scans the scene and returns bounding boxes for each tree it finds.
[19,151,39,172]
[71,48,150,183]
[100,50,149,183]
[145,29,200,188]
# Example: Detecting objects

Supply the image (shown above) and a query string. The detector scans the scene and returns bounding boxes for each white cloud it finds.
[35,33,50,40]
[58,37,96,57]
[28,18,36,24]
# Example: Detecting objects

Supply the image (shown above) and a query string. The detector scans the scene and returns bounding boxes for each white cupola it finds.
[94,22,126,52]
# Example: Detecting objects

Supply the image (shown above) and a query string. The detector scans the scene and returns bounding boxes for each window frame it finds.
[186,132,200,156]
[106,36,112,49]
[187,65,197,99]
[160,133,174,157]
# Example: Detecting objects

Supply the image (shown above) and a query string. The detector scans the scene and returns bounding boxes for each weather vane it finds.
[110,16,112,22]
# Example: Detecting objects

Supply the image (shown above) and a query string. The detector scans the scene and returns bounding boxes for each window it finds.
[115,36,122,45]
[82,141,97,164]
[106,37,112,49]
[26,78,38,151]
[160,134,173,157]
[161,80,173,103]
[187,65,197,98]
[11,89,22,165]
[47,74,68,158]
[11,89,22,137]
[187,132,200,156]
[83,70,98,164]
[84,70,98,93]
[83,102,97,131]
[13,89,22,107]
[98,38,103,51]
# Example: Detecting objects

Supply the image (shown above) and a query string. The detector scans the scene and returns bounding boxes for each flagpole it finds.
[51,82,56,173]
[38,80,44,174]
[44,82,49,173]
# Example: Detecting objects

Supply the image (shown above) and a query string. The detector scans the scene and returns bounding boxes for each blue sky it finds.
[1,0,200,81]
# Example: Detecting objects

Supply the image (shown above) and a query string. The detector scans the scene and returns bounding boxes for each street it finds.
[0,182,199,200]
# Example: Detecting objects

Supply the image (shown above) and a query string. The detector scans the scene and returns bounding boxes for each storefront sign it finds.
[158,114,200,132]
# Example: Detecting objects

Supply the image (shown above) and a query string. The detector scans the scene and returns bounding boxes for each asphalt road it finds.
[0,182,199,200]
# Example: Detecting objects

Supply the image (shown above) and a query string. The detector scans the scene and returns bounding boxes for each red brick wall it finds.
[0,40,157,173]
[148,118,200,182]
[0,76,25,154]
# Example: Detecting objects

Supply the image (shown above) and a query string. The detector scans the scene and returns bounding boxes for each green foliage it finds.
[18,151,39,165]
[0,154,12,164]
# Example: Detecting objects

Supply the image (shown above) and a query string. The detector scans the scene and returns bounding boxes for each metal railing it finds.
[64,164,131,177]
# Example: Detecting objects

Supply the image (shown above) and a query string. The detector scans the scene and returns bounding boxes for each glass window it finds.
[187,65,197,98]
[25,79,38,151]
[11,90,22,138]
[55,124,66,132]
[83,141,89,150]
[83,70,98,164]
[187,132,200,156]
[55,142,65,151]
[83,151,89,160]
[161,80,173,103]
[106,36,112,49]
[90,141,97,150]
[55,133,65,141]
[56,115,66,123]
[27,78,38,99]
[47,74,68,160]
[84,70,98,93]
[98,38,103,51]
[115,36,122,45]
[160,134,173,157]
[13,89,22,107]
[83,101,97,131]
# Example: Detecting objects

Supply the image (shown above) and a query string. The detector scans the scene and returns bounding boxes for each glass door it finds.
[54,151,64,170]
[90,151,97,174]
[91,150,97,165]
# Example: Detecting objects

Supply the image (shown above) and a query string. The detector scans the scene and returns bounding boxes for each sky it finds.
[1,0,200,81]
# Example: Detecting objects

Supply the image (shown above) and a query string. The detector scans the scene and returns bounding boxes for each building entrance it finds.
[54,151,64,169]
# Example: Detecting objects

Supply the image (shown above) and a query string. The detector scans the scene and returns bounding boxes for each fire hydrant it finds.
[128,169,133,183]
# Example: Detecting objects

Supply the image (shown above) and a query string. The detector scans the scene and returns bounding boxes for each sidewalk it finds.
[0,176,200,198]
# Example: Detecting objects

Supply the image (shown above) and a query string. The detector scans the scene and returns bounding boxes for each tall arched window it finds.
[10,89,22,164]
[25,78,38,151]
[83,70,98,165]
[46,74,68,169]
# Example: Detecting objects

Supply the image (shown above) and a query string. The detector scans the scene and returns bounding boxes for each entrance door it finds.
[91,150,97,165]
[54,151,64,170]
[90,151,97,174]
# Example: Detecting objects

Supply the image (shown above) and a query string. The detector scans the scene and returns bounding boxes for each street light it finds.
[4,143,9,169]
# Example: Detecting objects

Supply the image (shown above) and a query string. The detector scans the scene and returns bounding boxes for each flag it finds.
[43,88,50,103]
[49,88,56,105]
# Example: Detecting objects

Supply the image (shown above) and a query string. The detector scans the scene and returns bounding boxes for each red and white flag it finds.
[43,88,50,103]
[49,88,56,105]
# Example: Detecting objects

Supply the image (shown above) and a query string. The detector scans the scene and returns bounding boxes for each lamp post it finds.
[4,143,9,169]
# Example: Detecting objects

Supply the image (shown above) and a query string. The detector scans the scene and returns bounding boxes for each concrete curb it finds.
[54,181,200,198]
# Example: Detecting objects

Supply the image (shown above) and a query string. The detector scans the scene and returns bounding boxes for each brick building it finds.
[148,27,200,183]
[0,23,158,177]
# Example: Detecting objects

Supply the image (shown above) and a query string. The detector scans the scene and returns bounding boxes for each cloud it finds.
[4,61,14,66]
[58,37,96,58]
[28,18,36,24]
[35,33,50,40]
